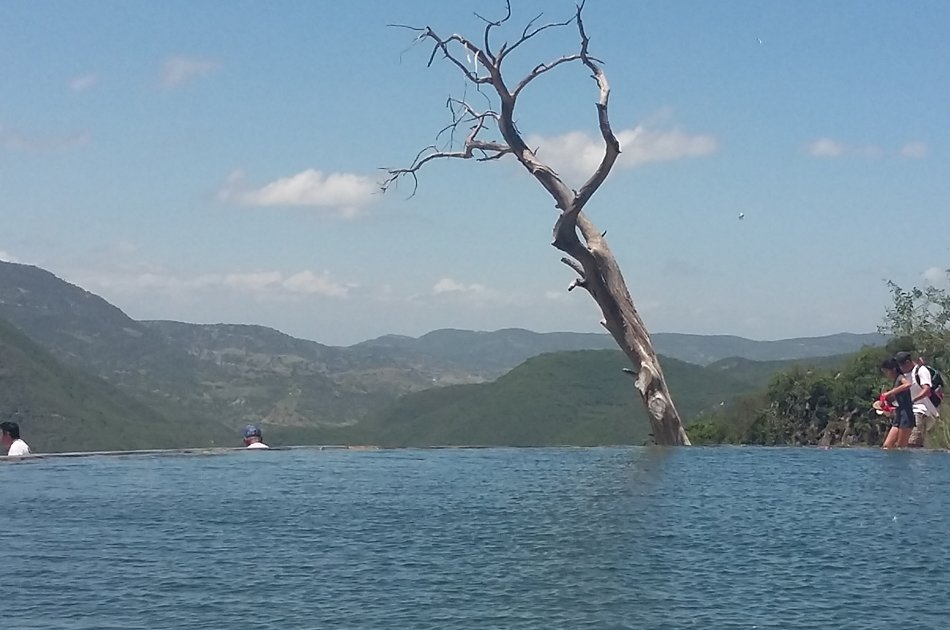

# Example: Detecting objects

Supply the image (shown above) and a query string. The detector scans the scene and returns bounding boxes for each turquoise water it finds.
[2,446,948,629]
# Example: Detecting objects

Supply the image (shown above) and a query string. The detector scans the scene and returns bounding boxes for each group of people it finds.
[2,421,268,457]
[879,351,941,449]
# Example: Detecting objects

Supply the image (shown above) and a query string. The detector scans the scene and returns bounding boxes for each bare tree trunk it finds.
[384,2,690,445]
[572,215,691,446]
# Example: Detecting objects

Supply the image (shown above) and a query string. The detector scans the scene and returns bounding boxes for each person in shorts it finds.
[895,351,940,447]
[880,358,914,449]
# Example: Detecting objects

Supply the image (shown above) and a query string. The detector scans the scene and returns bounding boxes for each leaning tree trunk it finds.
[566,213,691,446]
[384,2,691,445]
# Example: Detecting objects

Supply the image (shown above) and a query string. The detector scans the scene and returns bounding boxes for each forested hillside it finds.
[0,317,230,452]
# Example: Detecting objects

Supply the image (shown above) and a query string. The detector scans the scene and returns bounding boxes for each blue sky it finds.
[2,0,948,346]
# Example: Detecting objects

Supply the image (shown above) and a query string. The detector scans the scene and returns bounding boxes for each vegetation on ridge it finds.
[689,272,950,448]
[0,259,920,452]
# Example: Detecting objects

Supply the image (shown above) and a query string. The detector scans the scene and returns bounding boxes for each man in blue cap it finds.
[242,424,269,449]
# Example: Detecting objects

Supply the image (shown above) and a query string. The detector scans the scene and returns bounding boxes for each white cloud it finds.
[900,141,928,159]
[527,123,717,179]
[217,169,377,218]
[430,277,526,307]
[806,138,904,159]
[282,270,350,297]
[433,278,482,295]
[85,269,220,292]
[74,265,350,300]
[617,127,718,167]
[69,74,98,92]
[222,270,351,297]
[806,138,846,158]
[161,56,220,88]
[0,124,90,152]
[922,267,949,288]
[222,271,284,292]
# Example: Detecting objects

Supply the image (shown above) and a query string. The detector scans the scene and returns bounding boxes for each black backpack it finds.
[913,365,944,407]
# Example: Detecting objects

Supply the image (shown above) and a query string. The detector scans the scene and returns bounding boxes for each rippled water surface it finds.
[2,446,949,629]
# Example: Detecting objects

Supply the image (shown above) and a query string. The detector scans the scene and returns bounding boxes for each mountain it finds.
[350,350,794,447]
[0,316,229,452]
[0,260,888,450]
[355,328,888,373]
[703,354,853,390]
[650,332,888,366]
[0,262,489,440]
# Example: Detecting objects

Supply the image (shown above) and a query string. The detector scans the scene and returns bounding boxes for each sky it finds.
[2,0,949,347]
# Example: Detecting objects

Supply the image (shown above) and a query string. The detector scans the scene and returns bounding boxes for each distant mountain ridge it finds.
[0,260,887,451]
[356,328,887,371]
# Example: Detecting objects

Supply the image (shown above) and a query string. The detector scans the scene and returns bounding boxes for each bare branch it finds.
[417,29,495,84]
[561,256,585,277]
[382,119,511,196]
[512,53,582,98]
[389,24,433,64]
[496,11,577,66]
[436,97,500,148]
[473,0,512,62]
[552,3,620,251]
[573,9,620,211]
[476,150,510,162]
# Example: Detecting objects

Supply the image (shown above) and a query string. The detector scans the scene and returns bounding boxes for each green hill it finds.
[350,350,771,447]
[0,317,230,453]
[0,260,888,450]
[703,354,853,390]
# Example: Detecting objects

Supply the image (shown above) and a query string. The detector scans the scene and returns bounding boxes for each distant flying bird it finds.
[738,212,745,220]
[757,37,764,45]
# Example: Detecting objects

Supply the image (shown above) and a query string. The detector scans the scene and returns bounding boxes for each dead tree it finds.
[383,2,690,446]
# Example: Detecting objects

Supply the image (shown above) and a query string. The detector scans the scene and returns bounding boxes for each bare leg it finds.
[896,427,913,448]
[883,426,900,449]
[908,423,923,447]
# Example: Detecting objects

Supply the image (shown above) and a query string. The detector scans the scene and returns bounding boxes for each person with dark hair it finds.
[1,421,31,456]
[242,424,269,449]
[894,351,940,447]
[879,358,914,449]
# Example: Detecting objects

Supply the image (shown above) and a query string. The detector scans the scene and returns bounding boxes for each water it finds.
[1,446,948,629]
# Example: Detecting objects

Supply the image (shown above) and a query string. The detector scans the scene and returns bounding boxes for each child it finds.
[879,357,914,449]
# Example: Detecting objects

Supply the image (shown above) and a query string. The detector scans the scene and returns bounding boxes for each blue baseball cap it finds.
[243,424,262,438]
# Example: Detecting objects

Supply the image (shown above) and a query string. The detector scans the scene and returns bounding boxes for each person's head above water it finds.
[0,421,21,447]
[242,424,268,448]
